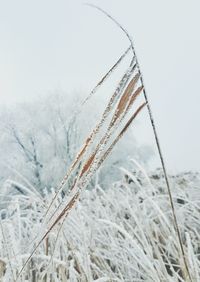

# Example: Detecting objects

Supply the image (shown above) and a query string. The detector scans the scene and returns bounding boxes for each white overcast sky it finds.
[0,0,199,172]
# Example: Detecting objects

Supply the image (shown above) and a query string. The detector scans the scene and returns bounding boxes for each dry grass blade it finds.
[96,102,147,171]
[68,73,143,196]
[44,57,137,221]
[96,75,142,146]
[81,45,131,105]
[126,86,143,113]
[110,73,140,127]
[80,154,96,177]
[44,45,132,219]
[44,63,138,227]
[47,78,142,221]
[69,84,143,208]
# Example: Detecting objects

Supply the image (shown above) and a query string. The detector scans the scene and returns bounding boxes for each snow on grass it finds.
[0,169,199,281]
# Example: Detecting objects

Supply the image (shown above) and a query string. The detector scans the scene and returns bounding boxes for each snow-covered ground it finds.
[0,169,199,281]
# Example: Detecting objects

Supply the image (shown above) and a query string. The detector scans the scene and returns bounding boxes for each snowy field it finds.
[0,169,199,281]
[0,4,199,280]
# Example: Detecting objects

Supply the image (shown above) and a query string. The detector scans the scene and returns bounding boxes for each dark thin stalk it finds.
[86,4,192,281]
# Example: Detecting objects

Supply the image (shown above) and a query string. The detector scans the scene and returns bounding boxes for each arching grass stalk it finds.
[86,4,192,281]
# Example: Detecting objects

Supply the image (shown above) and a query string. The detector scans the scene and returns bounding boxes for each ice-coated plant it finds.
[0,5,199,282]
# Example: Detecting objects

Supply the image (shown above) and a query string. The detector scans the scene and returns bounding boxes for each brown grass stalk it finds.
[86,4,192,281]
[44,57,137,222]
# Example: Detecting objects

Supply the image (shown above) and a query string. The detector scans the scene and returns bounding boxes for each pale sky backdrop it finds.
[0,0,199,172]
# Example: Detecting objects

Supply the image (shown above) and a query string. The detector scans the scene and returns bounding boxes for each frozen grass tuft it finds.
[0,169,199,281]
[0,6,199,282]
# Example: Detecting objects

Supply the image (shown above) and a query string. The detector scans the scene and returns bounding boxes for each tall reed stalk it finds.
[86,4,192,281]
